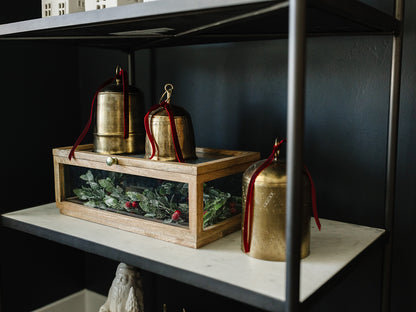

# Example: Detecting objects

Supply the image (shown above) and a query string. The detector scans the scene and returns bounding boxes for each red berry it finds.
[229,201,236,208]
[125,201,131,208]
[230,207,237,214]
[172,213,179,221]
[172,210,181,221]
[131,201,138,208]
[203,211,207,215]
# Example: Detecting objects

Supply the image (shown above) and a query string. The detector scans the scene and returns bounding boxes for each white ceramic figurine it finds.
[99,263,144,312]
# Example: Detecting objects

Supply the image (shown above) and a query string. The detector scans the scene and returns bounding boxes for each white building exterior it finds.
[85,0,141,11]
[42,0,85,17]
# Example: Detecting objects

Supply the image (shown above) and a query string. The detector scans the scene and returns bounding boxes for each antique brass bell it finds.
[94,66,145,155]
[145,84,196,162]
[241,140,312,261]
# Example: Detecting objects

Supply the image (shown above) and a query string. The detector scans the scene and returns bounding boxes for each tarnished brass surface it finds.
[145,105,197,161]
[94,84,145,155]
[242,159,311,261]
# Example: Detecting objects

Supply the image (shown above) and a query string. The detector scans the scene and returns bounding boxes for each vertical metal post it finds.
[285,1,307,312]
[127,50,136,86]
[382,1,404,311]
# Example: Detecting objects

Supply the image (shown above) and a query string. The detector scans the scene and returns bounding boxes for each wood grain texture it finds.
[58,201,197,248]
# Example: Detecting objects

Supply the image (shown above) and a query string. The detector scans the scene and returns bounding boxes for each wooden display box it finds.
[53,144,260,248]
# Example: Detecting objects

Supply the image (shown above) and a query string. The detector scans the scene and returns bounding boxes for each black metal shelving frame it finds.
[0,1,404,311]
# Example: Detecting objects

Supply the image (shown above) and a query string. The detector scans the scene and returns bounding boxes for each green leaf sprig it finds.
[73,170,241,227]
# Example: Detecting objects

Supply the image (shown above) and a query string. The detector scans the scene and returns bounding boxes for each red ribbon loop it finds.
[68,68,129,160]
[243,139,285,253]
[144,100,185,163]
[243,139,321,253]
[304,166,321,231]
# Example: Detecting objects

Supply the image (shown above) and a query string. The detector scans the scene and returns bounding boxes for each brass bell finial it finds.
[115,65,122,85]
[274,138,280,161]
[159,83,174,103]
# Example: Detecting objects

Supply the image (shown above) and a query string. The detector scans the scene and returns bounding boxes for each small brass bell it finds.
[94,66,145,155]
[144,84,196,162]
[241,140,313,261]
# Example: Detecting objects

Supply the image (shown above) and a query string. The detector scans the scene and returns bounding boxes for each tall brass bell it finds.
[241,140,312,261]
[94,66,145,155]
[144,84,196,162]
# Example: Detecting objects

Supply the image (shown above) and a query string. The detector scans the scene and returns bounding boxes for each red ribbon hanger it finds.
[243,139,321,253]
[68,67,129,160]
[144,84,184,163]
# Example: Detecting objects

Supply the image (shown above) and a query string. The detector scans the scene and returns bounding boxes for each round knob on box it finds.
[106,157,118,166]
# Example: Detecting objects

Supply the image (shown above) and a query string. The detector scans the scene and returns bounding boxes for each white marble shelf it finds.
[1,203,384,311]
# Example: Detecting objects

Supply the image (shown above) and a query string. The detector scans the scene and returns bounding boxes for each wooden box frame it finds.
[53,144,260,248]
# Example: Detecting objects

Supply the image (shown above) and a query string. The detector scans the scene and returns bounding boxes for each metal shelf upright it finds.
[382,1,403,312]
[285,1,307,311]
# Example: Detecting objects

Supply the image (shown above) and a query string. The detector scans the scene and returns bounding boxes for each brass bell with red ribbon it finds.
[68,66,144,160]
[241,139,321,261]
[94,67,145,155]
[144,84,196,162]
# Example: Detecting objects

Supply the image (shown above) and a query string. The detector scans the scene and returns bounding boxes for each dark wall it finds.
[151,34,395,227]
[147,38,391,311]
[0,6,86,311]
[0,41,86,311]
[1,42,82,211]
[0,2,39,24]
